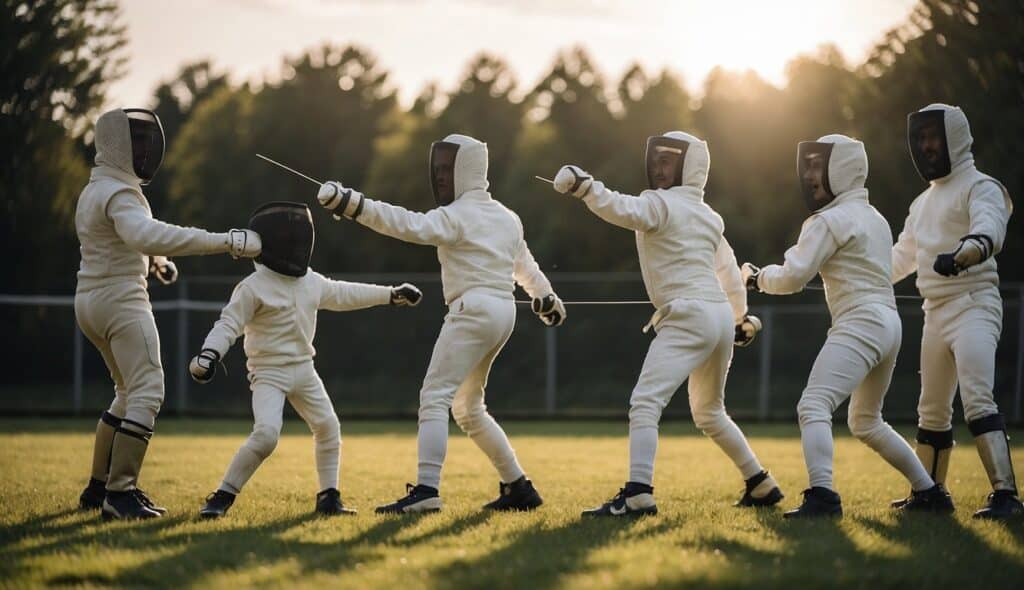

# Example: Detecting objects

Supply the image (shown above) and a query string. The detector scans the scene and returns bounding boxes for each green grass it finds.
[1,419,1022,589]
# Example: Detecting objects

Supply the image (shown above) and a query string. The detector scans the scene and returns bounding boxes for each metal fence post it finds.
[176,279,189,415]
[1014,288,1023,424]
[73,323,83,416]
[757,306,774,422]
[545,328,557,415]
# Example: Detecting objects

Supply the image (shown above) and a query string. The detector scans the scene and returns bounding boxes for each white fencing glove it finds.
[188,349,220,384]
[390,283,423,306]
[552,165,593,198]
[532,293,566,327]
[149,256,178,285]
[740,263,762,292]
[317,181,365,220]
[227,229,261,258]
[734,314,762,347]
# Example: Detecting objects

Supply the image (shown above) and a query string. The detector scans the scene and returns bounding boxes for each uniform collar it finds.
[91,165,142,188]
[816,187,868,213]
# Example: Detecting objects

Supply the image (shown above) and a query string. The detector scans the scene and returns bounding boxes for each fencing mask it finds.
[907,109,951,182]
[248,202,314,277]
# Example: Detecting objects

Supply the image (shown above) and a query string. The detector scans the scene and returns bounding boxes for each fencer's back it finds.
[637,187,726,309]
[814,190,896,317]
[75,166,149,293]
[436,190,522,304]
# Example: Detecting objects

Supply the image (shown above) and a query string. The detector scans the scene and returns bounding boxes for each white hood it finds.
[920,102,974,178]
[661,130,710,190]
[94,108,138,180]
[817,133,867,195]
[443,133,489,199]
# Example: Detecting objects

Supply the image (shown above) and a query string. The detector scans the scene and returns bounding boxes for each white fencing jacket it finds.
[75,110,228,293]
[354,135,554,305]
[892,104,1012,307]
[581,131,747,323]
[202,264,392,370]
[758,135,896,319]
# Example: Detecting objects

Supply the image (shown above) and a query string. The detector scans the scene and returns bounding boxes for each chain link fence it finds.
[2,275,1022,423]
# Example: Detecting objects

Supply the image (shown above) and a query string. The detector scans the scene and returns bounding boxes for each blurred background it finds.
[1,0,1021,421]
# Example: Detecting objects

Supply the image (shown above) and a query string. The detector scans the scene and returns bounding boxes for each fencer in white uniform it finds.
[550,131,783,517]
[890,104,1019,519]
[316,134,565,513]
[75,108,261,520]
[189,202,422,518]
[742,134,951,518]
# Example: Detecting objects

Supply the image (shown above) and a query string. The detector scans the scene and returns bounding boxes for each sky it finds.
[108,0,919,109]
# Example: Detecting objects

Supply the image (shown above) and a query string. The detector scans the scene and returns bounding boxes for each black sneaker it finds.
[483,476,544,512]
[315,488,357,516]
[79,477,106,510]
[973,490,1024,520]
[581,482,657,518]
[783,487,842,519]
[134,488,166,515]
[199,490,236,519]
[375,483,442,514]
[894,484,955,514]
[102,490,162,521]
[734,471,784,507]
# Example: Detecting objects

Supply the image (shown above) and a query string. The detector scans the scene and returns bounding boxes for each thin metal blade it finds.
[256,153,323,186]
[534,175,554,184]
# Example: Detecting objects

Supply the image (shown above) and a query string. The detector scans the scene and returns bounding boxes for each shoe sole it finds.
[783,510,842,519]
[316,510,358,517]
[199,511,227,519]
[484,496,544,512]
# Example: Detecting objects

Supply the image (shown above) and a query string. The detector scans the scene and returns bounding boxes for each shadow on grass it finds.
[429,514,678,590]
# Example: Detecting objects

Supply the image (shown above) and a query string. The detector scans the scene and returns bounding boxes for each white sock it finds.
[629,425,659,485]
[857,424,935,491]
[313,429,340,491]
[221,447,264,494]
[697,414,764,479]
[459,411,524,483]
[801,421,834,489]
[417,418,448,490]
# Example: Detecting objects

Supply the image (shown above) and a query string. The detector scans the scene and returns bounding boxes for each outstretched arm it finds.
[316,272,394,311]
[317,181,461,246]
[551,165,665,232]
[109,192,245,257]
[757,217,837,295]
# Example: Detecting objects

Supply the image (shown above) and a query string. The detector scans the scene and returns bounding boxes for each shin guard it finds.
[90,411,122,481]
[916,427,954,485]
[106,419,153,492]
[969,414,1017,494]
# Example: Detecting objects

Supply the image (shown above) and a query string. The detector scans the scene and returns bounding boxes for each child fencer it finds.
[189,202,422,518]
[890,104,1019,519]
[549,131,783,517]
[76,107,261,520]
[741,134,952,518]
[316,134,565,514]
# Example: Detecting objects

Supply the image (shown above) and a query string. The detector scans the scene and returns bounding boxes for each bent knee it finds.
[247,425,280,459]
[847,414,883,440]
[797,393,834,427]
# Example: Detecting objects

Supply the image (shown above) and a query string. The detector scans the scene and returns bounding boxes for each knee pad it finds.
[452,403,486,434]
[247,425,280,460]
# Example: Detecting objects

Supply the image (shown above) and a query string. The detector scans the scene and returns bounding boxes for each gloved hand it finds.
[934,235,989,277]
[149,256,178,285]
[188,349,220,384]
[552,165,593,198]
[734,314,762,347]
[227,229,261,258]
[390,283,423,306]
[532,293,567,327]
[740,263,762,292]
[317,181,365,220]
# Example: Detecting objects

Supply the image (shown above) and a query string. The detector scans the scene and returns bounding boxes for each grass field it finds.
[1,419,1023,589]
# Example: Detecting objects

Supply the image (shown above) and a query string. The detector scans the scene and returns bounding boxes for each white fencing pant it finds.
[918,288,1002,430]
[219,361,341,494]
[417,290,524,490]
[75,280,164,429]
[797,303,933,491]
[628,299,764,486]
